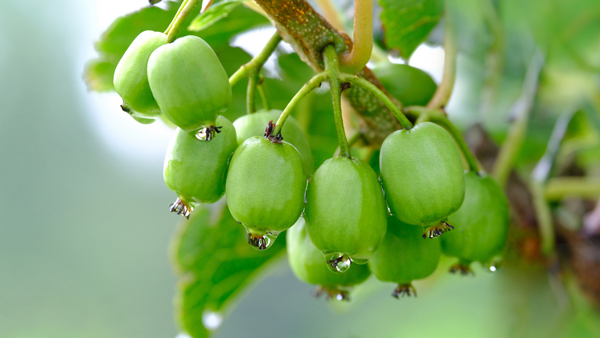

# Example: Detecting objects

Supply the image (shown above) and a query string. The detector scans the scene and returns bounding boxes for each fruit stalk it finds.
[405,106,482,173]
[426,15,457,110]
[338,73,413,130]
[324,45,351,158]
[272,72,328,137]
[229,32,282,86]
[247,73,258,114]
[339,0,373,75]
[166,0,200,43]
[257,77,271,110]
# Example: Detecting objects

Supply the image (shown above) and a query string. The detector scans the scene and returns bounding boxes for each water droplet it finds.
[246,229,277,250]
[489,265,497,272]
[202,310,223,330]
[325,252,352,273]
[195,128,209,141]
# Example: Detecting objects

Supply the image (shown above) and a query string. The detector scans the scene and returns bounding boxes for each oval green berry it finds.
[305,156,388,269]
[380,122,465,227]
[164,116,238,216]
[441,172,509,272]
[148,35,232,132]
[114,30,167,122]
[226,136,306,250]
[372,63,437,107]
[369,217,441,297]
[287,217,371,300]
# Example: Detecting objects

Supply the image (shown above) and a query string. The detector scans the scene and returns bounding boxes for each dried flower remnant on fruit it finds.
[449,262,474,276]
[169,198,192,219]
[312,286,350,301]
[392,284,417,299]
[264,120,283,143]
[422,221,455,239]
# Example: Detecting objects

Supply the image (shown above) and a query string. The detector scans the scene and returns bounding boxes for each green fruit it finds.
[380,122,465,235]
[372,63,437,107]
[226,136,306,250]
[164,116,238,217]
[233,110,314,176]
[287,217,371,300]
[305,156,388,271]
[369,217,441,297]
[441,172,509,274]
[148,35,232,132]
[114,30,167,122]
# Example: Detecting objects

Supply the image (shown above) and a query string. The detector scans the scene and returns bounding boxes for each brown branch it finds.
[255,0,402,144]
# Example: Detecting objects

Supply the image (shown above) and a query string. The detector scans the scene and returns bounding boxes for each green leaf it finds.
[171,202,285,338]
[188,1,245,32]
[84,1,268,92]
[378,0,444,59]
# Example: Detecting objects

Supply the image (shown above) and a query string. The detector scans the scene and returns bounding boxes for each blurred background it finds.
[1,1,600,338]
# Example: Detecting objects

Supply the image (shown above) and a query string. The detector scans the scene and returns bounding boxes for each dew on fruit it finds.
[326,252,352,273]
[246,230,277,250]
[202,310,223,330]
[489,265,497,272]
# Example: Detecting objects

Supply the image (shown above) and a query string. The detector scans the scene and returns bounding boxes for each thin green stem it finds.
[229,32,282,86]
[339,73,413,130]
[340,0,373,74]
[165,0,189,34]
[273,72,329,137]
[324,45,351,158]
[257,77,271,110]
[493,49,545,186]
[544,178,600,201]
[166,0,200,43]
[405,106,482,173]
[531,181,555,256]
[247,73,258,114]
[427,16,457,109]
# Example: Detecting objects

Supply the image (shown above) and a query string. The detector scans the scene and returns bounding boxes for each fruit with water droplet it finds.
[114,31,167,122]
[287,217,371,300]
[372,63,437,107]
[305,156,388,269]
[226,136,306,250]
[163,116,238,216]
[380,122,465,228]
[233,110,314,176]
[148,35,231,132]
[369,217,441,298]
[441,172,509,273]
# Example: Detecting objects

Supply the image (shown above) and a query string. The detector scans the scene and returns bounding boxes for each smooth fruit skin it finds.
[148,35,232,132]
[287,217,371,287]
[164,116,238,205]
[441,172,509,264]
[369,217,441,285]
[114,31,167,120]
[305,156,388,261]
[226,137,306,233]
[372,63,437,107]
[233,110,314,176]
[380,122,465,226]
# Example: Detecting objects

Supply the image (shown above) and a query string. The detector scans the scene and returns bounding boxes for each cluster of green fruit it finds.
[114,30,510,299]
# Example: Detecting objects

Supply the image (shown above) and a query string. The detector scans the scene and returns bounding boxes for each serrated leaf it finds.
[171,202,285,338]
[189,1,244,32]
[84,1,268,92]
[378,0,444,59]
